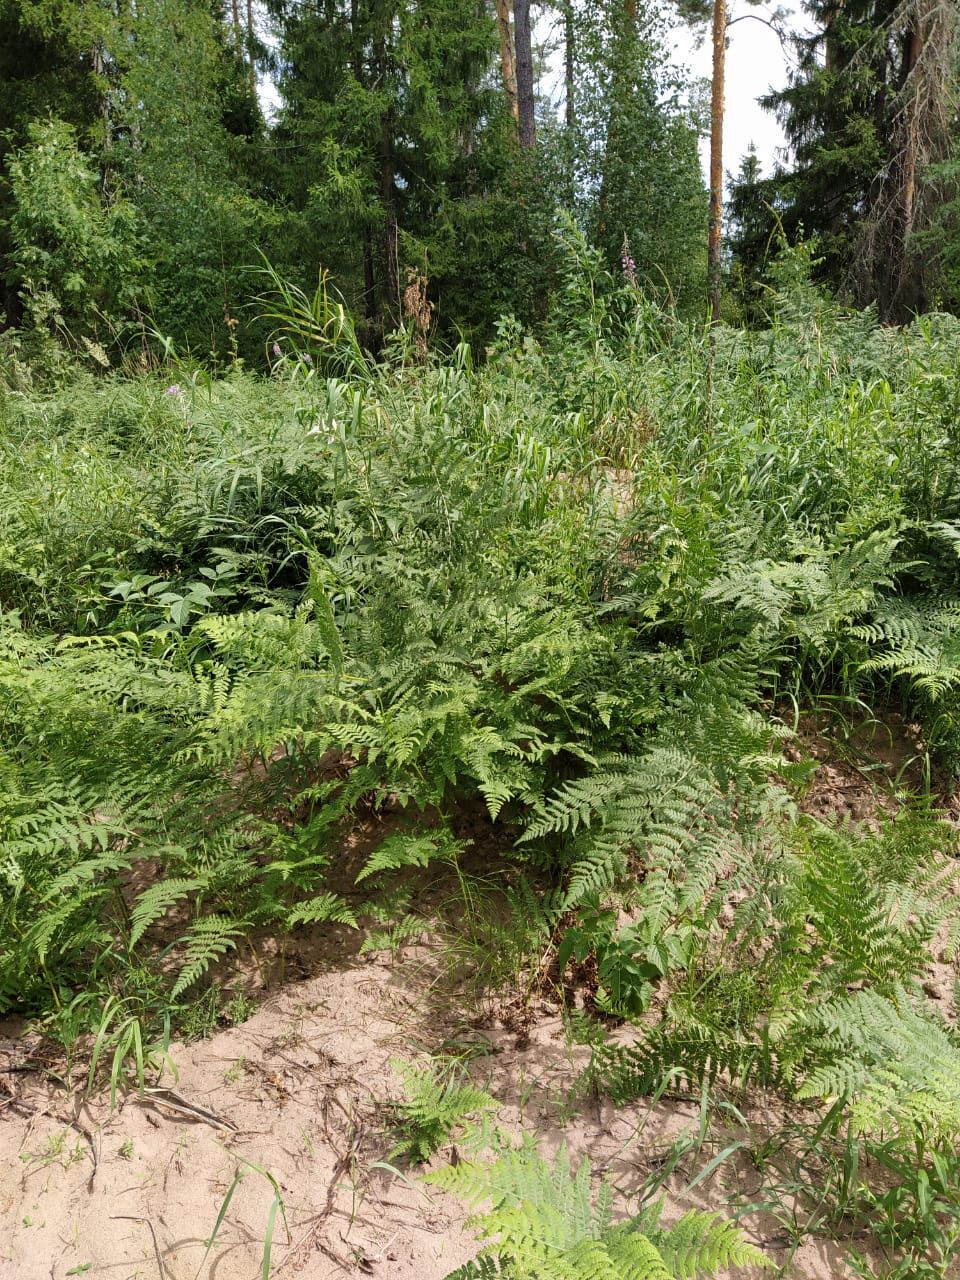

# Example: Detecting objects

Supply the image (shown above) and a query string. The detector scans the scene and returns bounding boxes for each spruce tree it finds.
[112,0,268,356]
[270,0,534,346]
[762,0,959,320]
[576,0,706,306]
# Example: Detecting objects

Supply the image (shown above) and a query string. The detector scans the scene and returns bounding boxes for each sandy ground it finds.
[0,950,877,1280]
[0,713,953,1280]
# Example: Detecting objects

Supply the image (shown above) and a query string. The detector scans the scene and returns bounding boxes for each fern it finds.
[356,828,461,883]
[430,1143,768,1279]
[591,809,960,1107]
[170,915,246,998]
[285,893,357,928]
[799,988,960,1141]
[852,599,960,699]
[389,1058,497,1164]
[129,877,205,948]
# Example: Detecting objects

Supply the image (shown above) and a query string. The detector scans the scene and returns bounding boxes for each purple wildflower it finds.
[621,237,637,287]
[165,384,183,397]
[272,342,282,358]
[302,352,312,365]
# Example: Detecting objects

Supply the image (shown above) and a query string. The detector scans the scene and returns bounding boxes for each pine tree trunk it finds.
[899,18,924,245]
[247,0,256,93]
[513,0,536,148]
[823,0,844,72]
[494,0,519,126]
[708,0,726,323]
[882,13,925,318]
[564,1,575,129]
[378,102,398,312]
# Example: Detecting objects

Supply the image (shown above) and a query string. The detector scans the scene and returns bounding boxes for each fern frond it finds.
[432,1143,766,1280]
[356,829,460,883]
[799,988,960,1140]
[390,1059,497,1164]
[286,893,358,928]
[170,915,245,998]
[656,1211,769,1277]
[130,877,204,947]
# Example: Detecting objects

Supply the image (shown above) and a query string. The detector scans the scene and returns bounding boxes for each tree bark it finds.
[708,0,726,323]
[899,17,924,242]
[881,12,925,317]
[513,0,536,148]
[246,0,256,93]
[494,0,519,126]
[822,0,844,72]
[349,0,379,336]
[378,92,398,312]
[564,0,575,131]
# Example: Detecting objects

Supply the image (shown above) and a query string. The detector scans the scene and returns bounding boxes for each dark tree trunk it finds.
[1,281,23,333]
[246,0,256,92]
[351,0,379,335]
[513,0,535,148]
[378,99,398,312]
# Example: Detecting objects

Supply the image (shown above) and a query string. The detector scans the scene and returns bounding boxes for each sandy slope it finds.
[2,942,864,1280]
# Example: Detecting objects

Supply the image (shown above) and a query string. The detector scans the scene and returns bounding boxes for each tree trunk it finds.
[823,0,844,72]
[564,0,575,132]
[246,0,256,93]
[494,0,519,126]
[350,0,379,338]
[513,0,536,148]
[881,13,925,318]
[899,17,924,243]
[708,0,726,323]
[378,105,398,313]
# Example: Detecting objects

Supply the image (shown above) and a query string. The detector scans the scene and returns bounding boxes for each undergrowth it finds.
[5,237,960,1274]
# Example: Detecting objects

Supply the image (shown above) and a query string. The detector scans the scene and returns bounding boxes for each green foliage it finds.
[4,261,960,1273]
[355,828,462,883]
[799,989,960,1142]
[6,119,137,340]
[0,0,707,353]
[557,895,688,1018]
[110,0,270,359]
[592,808,960,1099]
[753,0,960,320]
[431,1142,769,1278]
[389,1058,497,1164]
[570,0,706,306]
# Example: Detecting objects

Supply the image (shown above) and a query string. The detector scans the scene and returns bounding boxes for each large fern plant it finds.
[430,1142,769,1279]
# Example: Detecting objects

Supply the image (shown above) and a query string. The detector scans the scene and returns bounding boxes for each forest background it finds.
[2,0,959,363]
